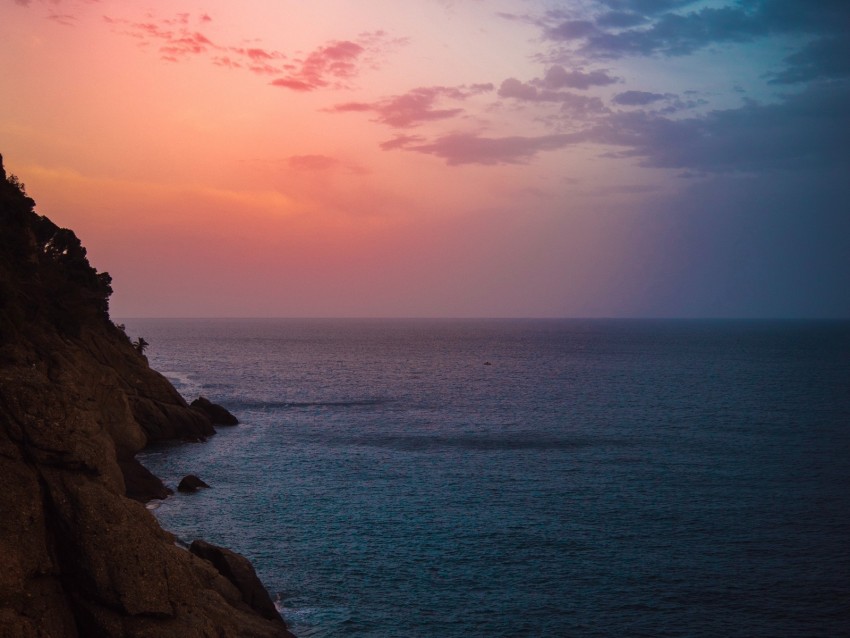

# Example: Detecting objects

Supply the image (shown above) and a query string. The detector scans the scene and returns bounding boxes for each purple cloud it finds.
[379,134,426,151]
[396,131,586,165]
[612,90,666,105]
[537,65,618,90]
[328,84,493,127]
[587,82,850,173]
[498,79,607,115]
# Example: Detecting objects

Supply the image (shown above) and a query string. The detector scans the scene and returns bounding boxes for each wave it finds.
[306,432,611,452]
[227,398,389,411]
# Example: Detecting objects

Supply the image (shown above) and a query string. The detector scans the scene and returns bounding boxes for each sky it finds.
[1,0,848,318]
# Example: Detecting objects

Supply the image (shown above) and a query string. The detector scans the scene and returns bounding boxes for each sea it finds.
[125,318,850,638]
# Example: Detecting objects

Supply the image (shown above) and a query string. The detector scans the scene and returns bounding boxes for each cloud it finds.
[588,81,850,173]
[541,1,850,60]
[379,134,426,151]
[498,78,607,115]
[270,32,405,91]
[768,36,850,84]
[396,132,585,165]
[399,72,850,172]
[596,0,699,15]
[595,11,647,28]
[46,13,76,26]
[271,40,364,91]
[327,84,493,127]
[612,90,666,105]
[106,14,227,63]
[536,65,618,90]
[107,12,295,76]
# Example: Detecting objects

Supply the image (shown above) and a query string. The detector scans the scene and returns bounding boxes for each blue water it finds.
[127,319,850,638]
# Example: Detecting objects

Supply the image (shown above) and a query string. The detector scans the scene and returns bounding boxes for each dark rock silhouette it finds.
[192,395,240,425]
[190,540,293,631]
[178,474,211,493]
[120,457,174,501]
[0,154,294,637]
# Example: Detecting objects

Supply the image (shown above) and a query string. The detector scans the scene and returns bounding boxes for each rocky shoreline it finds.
[0,154,295,637]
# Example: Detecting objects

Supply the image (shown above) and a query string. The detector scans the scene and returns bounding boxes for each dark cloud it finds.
[498,78,608,115]
[595,11,647,28]
[547,20,597,40]
[397,132,585,165]
[596,0,699,15]
[537,65,618,90]
[590,82,850,173]
[543,1,850,62]
[768,36,850,84]
[327,84,493,127]
[612,90,666,105]
[398,75,849,173]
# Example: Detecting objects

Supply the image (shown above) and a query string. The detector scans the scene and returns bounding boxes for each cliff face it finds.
[0,156,294,637]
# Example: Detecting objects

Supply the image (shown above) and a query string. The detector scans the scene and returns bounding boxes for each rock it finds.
[120,457,174,501]
[178,474,210,493]
[191,396,239,425]
[190,540,291,629]
[0,156,293,637]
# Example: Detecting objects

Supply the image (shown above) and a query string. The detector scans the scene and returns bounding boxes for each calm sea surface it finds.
[127,319,850,638]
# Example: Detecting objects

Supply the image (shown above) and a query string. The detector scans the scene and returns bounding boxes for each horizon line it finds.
[112,315,850,321]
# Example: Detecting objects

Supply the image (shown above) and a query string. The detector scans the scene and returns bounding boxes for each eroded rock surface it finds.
[191,396,240,426]
[0,154,294,637]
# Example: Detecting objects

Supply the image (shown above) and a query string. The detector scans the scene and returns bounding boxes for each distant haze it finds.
[2,0,848,318]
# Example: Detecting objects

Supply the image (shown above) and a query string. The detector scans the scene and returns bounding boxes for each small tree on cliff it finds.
[133,337,149,355]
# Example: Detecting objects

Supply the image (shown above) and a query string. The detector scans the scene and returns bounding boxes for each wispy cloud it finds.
[270,40,364,91]
[536,65,618,90]
[270,31,405,91]
[328,84,494,127]
[498,78,608,115]
[391,131,586,165]
[104,12,398,90]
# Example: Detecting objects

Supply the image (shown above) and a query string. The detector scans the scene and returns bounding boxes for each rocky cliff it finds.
[0,155,295,637]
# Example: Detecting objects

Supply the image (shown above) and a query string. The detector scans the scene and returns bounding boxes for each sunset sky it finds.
[2,0,848,318]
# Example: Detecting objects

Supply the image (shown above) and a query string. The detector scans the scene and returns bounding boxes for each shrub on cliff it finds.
[0,154,114,337]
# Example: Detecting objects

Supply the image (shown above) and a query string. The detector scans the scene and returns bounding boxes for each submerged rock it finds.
[178,474,211,493]
[191,396,240,425]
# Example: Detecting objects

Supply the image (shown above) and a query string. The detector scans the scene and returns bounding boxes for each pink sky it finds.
[2,0,848,317]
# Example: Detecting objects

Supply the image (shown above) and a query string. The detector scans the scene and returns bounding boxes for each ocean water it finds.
[127,319,850,638]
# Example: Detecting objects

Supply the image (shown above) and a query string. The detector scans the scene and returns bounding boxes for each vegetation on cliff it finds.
[0,155,294,637]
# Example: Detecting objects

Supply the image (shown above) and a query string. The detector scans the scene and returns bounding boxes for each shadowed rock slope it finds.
[0,155,294,637]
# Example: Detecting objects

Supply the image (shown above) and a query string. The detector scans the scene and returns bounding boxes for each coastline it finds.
[0,154,295,637]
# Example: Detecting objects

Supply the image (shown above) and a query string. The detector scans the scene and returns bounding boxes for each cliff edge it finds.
[0,155,294,637]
